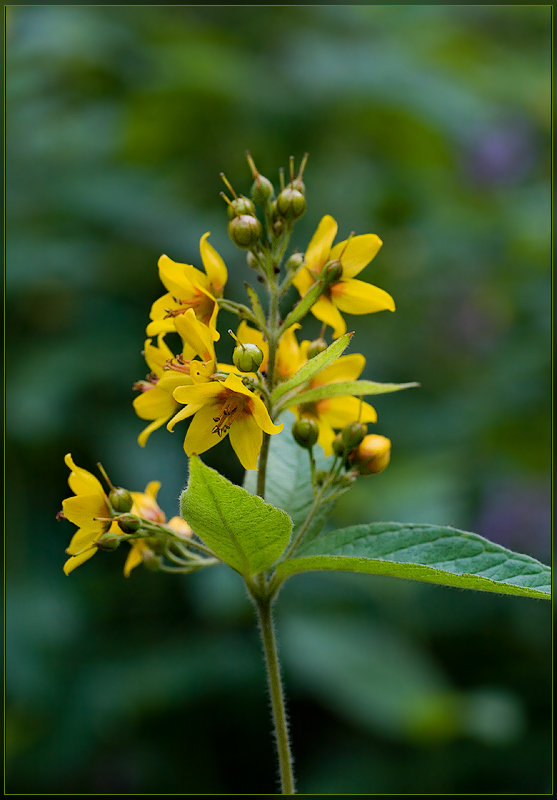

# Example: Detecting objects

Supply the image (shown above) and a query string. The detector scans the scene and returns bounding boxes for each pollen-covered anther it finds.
[164,355,191,374]
[133,374,159,392]
[211,397,246,437]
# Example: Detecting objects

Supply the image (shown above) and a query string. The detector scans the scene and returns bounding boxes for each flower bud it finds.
[332,432,346,458]
[143,550,162,571]
[116,515,141,533]
[108,487,133,513]
[276,187,306,220]
[292,418,319,449]
[322,259,343,284]
[251,174,275,206]
[351,434,391,476]
[227,195,256,220]
[284,252,304,272]
[246,251,260,270]
[306,338,327,359]
[233,343,264,373]
[96,531,121,551]
[228,215,262,249]
[342,422,367,450]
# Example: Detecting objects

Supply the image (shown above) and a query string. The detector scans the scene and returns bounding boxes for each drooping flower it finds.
[171,372,283,470]
[293,346,377,457]
[147,233,228,341]
[123,481,192,577]
[62,454,113,574]
[293,215,395,338]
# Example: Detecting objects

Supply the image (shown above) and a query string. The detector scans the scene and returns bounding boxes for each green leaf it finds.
[270,333,353,404]
[244,410,347,545]
[275,522,551,599]
[278,379,419,410]
[181,455,291,578]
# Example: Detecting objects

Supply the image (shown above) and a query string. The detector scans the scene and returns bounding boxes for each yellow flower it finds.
[293,346,377,457]
[172,372,283,470]
[147,233,227,341]
[133,333,197,447]
[236,321,305,381]
[293,215,395,338]
[123,481,193,577]
[62,454,113,574]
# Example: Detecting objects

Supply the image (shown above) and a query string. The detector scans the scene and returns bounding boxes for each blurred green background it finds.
[6,5,551,794]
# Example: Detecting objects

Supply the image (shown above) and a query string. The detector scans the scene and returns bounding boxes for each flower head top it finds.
[172,372,283,471]
[293,215,395,338]
[147,233,228,341]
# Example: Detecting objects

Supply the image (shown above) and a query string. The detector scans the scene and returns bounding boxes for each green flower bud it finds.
[342,422,367,450]
[228,214,262,249]
[227,195,256,220]
[96,531,121,551]
[314,469,328,486]
[351,434,391,476]
[306,338,328,359]
[323,259,343,284]
[251,174,275,206]
[246,251,260,270]
[332,432,346,458]
[143,550,162,571]
[116,515,141,533]
[108,487,133,513]
[233,343,264,372]
[276,187,306,220]
[292,418,319,449]
[272,218,285,237]
[284,252,304,272]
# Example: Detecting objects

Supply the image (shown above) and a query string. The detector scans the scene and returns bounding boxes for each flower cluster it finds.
[60,153,405,575]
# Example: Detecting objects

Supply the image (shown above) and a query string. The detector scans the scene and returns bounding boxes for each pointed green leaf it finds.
[181,455,291,578]
[275,522,551,599]
[279,277,327,332]
[244,282,268,333]
[278,379,420,410]
[244,410,347,544]
[271,333,353,404]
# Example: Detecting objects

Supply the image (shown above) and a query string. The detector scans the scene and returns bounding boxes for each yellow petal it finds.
[143,334,175,377]
[158,255,206,298]
[316,396,377,428]
[330,234,383,279]
[312,353,366,386]
[184,403,227,456]
[316,419,337,457]
[229,415,263,471]
[167,516,193,537]
[66,527,99,555]
[166,403,202,432]
[276,324,303,379]
[62,494,108,531]
[304,215,337,275]
[292,267,315,298]
[200,232,227,294]
[249,394,283,435]
[173,380,223,405]
[173,308,215,362]
[310,295,347,339]
[63,548,97,575]
[123,541,146,577]
[137,416,170,447]
[133,386,179,421]
[331,279,395,314]
[65,454,104,498]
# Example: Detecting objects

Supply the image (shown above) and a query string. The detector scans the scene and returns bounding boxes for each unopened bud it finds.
[351,434,391,476]
[306,338,328,359]
[117,515,141,533]
[342,422,367,450]
[96,532,121,551]
[276,187,306,220]
[284,252,304,272]
[233,343,264,372]
[227,195,256,220]
[292,418,319,449]
[323,259,343,284]
[108,487,133,513]
[143,550,162,571]
[332,433,346,458]
[228,215,262,248]
[251,174,275,206]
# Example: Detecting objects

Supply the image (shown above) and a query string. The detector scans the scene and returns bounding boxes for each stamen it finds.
[210,396,245,437]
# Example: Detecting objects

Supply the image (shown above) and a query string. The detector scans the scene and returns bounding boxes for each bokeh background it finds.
[6,5,551,794]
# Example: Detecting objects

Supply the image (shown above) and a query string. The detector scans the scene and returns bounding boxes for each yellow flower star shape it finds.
[293,214,395,338]
[147,232,228,341]
[171,372,283,471]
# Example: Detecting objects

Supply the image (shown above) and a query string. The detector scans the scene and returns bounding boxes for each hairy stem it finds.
[254,593,295,795]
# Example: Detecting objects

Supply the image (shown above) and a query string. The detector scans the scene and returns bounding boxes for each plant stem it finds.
[254,594,295,794]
